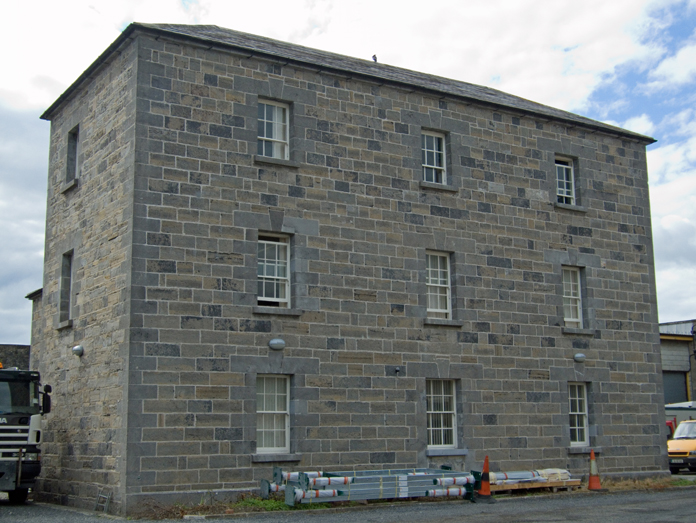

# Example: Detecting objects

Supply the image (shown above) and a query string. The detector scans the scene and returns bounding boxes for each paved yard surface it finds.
[1,488,696,522]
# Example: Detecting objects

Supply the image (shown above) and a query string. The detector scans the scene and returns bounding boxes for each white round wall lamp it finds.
[268,338,286,351]
[72,345,84,357]
[573,353,586,363]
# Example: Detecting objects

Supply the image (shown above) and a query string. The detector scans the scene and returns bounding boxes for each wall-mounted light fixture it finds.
[268,338,286,351]
[72,345,84,357]
[573,353,586,363]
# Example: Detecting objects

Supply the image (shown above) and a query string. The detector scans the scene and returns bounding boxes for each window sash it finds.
[422,133,446,184]
[257,238,290,307]
[556,159,575,205]
[426,379,456,448]
[67,126,80,183]
[59,251,73,322]
[258,102,289,159]
[562,267,582,328]
[426,253,451,319]
[256,375,290,453]
[569,383,588,446]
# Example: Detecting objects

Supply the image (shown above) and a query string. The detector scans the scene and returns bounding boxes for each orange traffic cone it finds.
[475,455,495,503]
[588,449,603,491]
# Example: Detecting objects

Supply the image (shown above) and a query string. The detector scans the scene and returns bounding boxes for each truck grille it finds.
[0,425,30,458]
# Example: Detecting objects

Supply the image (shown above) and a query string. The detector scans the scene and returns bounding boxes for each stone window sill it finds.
[56,319,73,331]
[424,318,464,327]
[426,448,468,457]
[253,155,299,169]
[61,178,79,194]
[562,327,595,336]
[419,181,458,193]
[567,446,601,455]
[252,453,302,463]
[253,306,303,317]
[554,202,587,213]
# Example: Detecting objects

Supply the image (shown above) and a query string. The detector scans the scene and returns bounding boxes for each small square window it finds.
[422,132,446,184]
[257,236,290,308]
[556,158,575,205]
[258,101,289,160]
[426,379,456,448]
[562,267,582,329]
[426,252,451,319]
[569,382,588,446]
[256,375,290,453]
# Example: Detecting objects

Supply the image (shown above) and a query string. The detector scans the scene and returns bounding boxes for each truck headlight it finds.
[23,453,39,461]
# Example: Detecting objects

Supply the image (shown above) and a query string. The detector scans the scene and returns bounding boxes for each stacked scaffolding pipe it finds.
[269,467,481,506]
[426,487,471,498]
[434,475,476,487]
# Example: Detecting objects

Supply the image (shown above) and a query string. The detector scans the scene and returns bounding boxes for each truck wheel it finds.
[8,488,28,504]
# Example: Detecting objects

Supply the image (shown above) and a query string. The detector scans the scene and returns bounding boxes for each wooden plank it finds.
[490,479,580,492]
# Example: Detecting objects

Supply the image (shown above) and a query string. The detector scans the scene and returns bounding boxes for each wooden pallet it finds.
[490,479,581,493]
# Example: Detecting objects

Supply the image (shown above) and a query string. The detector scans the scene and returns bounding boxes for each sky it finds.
[1,0,695,344]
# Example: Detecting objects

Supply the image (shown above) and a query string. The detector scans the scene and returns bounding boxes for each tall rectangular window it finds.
[59,251,73,323]
[426,252,451,319]
[256,375,290,453]
[569,382,588,446]
[258,101,289,160]
[257,236,290,307]
[67,125,80,183]
[556,158,575,205]
[422,132,446,184]
[426,379,456,448]
[562,267,582,328]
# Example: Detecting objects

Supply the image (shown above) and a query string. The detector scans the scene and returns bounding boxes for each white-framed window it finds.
[257,235,290,307]
[257,101,289,160]
[562,267,582,328]
[256,375,290,453]
[422,132,446,184]
[569,382,588,446]
[59,250,73,323]
[556,157,575,205]
[426,379,456,448]
[426,252,451,319]
[67,125,80,183]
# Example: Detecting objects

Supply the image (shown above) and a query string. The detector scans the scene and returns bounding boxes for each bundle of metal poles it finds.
[262,467,482,506]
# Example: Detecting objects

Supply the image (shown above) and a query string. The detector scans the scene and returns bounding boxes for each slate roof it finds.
[42,22,656,144]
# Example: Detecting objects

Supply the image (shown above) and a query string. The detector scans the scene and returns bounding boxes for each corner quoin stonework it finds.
[31,23,666,516]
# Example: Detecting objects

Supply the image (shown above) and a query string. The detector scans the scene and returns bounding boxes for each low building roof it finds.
[42,23,656,145]
[660,320,696,336]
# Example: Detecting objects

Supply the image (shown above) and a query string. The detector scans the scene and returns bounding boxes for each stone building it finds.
[30,23,666,515]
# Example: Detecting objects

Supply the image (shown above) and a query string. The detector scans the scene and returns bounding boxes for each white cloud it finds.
[623,114,656,136]
[645,40,696,91]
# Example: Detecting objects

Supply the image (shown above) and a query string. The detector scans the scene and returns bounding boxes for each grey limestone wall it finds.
[123,30,665,512]
[33,40,139,513]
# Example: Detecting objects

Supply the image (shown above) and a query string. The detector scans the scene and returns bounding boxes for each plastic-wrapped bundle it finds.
[283,471,324,481]
[434,475,476,486]
[309,476,354,486]
[537,469,571,481]
[294,488,339,501]
[268,482,286,492]
[426,487,469,497]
